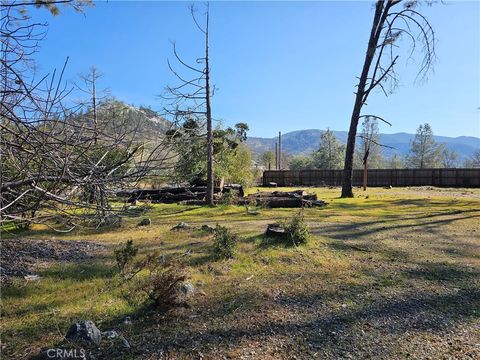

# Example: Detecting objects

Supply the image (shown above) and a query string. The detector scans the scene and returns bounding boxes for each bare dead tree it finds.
[341,0,436,197]
[74,66,108,145]
[161,3,215,205]
[357,116,393,190]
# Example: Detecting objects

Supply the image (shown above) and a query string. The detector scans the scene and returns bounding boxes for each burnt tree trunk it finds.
[341,1,386,198]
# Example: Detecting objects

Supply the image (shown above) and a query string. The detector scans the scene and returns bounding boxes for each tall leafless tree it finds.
[75,66,107,145]
[341,0,436,197]
[162,4,215,205]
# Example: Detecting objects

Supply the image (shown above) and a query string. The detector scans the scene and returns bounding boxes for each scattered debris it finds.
[99,329,131,350]
[178,281,196,297]
[118,184,244,204]
[137,218,152,226]
[123,316,132,325]
[265,223,287,237]
[24,274,41,282]
[102,330,119,339]
[240,190,328,208]
[120,186,325,209]
[0,239,105,281]
[121,336,131,349]
[65,320,102,345]
[170,223,215,233]
[171,222,190,231]
[223,184,245,198]
[245,206,261,215]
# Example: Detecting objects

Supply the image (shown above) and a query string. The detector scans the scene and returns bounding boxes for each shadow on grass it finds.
[150,206,202,217]
[188,252,216,266]
[118,205,152,217]
[406,261,480,282]
[102,283,479,359]
[257,235,295,249]
[316,211,480,241]
[21,255,480,359]
[39,261,115,281]
[1,223,123,240]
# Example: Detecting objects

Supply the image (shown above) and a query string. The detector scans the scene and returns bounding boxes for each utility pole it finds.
[278,131,282,170]
[275,142,278,170]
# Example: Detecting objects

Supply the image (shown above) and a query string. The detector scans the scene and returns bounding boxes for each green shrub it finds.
[212,225,238,260]
[114,240,138,273]
[284,210,310,246]
[265,211,310,247]
[220,189,239,205]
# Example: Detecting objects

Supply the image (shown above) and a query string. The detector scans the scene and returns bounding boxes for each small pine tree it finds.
[406,123,442,168]
[212,225,238,260]
[312,129,345,169]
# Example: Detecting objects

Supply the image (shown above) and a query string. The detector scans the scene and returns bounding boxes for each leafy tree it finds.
[406,123,442,168]
[440,146,458,168]
[386,154,404,169]
[464,150,480,168]
[166,118,207,184]
[311,129,345,169]
[288,155,313,170]
[234,123,249,143]
[261,151,275,170]
[216,144,257,188]
[167,121,255,187]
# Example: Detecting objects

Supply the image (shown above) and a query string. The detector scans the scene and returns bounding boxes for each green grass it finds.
[1,186,479,358]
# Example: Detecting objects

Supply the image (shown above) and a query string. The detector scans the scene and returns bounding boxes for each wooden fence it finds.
[263,168,480,188]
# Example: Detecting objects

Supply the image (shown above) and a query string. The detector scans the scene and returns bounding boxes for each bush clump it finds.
[219,189,239,205]
[284,210,310,246]
[119,252,191,312]
[139,255,189,311]
[212,225,238,260]
[114,240,138,274]
[266,211,310,247]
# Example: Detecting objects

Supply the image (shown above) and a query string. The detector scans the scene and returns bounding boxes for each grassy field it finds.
[1,187,479,359]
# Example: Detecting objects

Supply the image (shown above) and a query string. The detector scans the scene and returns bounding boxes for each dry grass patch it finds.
[1,186,479,359]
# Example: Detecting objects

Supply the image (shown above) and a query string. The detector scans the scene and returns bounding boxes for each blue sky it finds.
[30,1,479,138]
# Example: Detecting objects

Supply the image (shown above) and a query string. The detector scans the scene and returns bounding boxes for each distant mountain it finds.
[95,101,172,140]
[86,103,480,162]
[247,129,480,160]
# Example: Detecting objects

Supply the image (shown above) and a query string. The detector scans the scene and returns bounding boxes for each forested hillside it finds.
[247,129,479,160]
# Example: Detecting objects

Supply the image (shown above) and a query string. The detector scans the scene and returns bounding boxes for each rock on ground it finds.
[65,320,102,345]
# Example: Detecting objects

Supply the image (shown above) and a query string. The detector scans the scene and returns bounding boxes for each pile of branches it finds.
[0,3,175,229]
[120,187,326,209]
[118,184,244,204]
[240,190,327,208]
